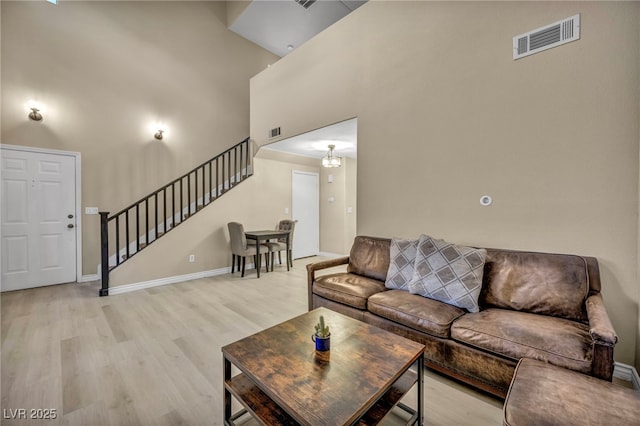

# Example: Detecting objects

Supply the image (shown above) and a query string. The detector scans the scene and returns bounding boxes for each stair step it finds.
[183,205,205,219]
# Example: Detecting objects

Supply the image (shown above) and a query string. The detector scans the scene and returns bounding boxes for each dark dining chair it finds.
[227,222,270,277]
[264,219,295,271]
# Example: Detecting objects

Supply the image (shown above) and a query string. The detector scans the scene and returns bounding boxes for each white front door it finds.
[1,148,77,291]
[292,171,319,259]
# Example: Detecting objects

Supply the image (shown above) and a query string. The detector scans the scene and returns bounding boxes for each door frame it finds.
[1,144,82,284]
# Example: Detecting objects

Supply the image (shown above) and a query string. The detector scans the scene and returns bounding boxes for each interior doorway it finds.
[261,117,358,256]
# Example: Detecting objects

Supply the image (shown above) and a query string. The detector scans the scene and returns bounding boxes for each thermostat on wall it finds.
[479,195,493,206]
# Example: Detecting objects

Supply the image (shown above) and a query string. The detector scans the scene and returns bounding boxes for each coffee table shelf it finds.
[225,367,418,426]
[356,368,418,425]
[224,373,298,426]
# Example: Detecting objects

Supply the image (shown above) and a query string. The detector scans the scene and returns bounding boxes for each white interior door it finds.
[1,148,77,291]
[292,171,319,259]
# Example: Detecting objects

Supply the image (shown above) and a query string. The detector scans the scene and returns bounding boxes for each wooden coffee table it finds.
[222,307,425,425]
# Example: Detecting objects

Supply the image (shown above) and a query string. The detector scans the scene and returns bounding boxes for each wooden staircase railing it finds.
[99,138,252,296]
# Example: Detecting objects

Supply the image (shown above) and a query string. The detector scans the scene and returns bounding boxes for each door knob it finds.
[68,214,74,219]
[67,224,74,229]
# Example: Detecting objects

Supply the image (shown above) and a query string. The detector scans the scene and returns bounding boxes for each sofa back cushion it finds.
[348,236,391,282]
[480,249,589,322]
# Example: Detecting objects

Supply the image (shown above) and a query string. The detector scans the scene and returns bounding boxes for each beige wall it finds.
[1,1,277,275]
[250,1,640,368]
[320,157,357,255]
[345,157,357,252]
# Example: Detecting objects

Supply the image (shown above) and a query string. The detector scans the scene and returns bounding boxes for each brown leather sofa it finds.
[306,236,618,398]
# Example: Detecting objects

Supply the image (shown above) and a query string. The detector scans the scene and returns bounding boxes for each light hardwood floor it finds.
[1,258,503,425]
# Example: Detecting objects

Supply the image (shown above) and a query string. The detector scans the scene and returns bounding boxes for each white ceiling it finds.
[229,0,367,58]
[261,118,357,159]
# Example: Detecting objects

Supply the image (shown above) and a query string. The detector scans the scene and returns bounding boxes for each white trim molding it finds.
[80,274,99,283]
[614,362,640,390]
[107,267,231,295]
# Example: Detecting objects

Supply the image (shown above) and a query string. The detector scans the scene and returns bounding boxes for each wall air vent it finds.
[513,14,580,60]
[294,0,317,10]
[269,127,281,139]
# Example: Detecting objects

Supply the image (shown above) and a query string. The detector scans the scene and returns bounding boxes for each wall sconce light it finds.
[27,100,44,121]
[29,107,43,121]
[322,144,342,168]
[151,122,167,140]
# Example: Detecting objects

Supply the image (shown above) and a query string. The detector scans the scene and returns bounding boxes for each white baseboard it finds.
[107,267,230,295]
[80,274,99,283]
[613,362,640,390]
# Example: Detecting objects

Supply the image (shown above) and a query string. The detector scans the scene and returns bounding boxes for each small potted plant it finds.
[312,315,331,351]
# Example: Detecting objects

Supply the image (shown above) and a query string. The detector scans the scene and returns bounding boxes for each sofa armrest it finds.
[306,257,349,310]
[586,293,618,346]
[585,293,618,381]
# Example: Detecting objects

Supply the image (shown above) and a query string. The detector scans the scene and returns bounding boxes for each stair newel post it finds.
[99,211,110,297]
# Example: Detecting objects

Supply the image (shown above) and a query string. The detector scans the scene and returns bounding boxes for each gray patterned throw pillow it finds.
[385,238,419,290]
[408,235,487,313]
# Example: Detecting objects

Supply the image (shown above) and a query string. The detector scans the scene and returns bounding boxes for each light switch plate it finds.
[85,207,99,215]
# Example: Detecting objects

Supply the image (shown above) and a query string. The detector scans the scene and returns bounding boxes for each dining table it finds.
[244,229,290,278]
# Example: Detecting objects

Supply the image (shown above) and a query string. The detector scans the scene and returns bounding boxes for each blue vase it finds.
[312,334,330,351]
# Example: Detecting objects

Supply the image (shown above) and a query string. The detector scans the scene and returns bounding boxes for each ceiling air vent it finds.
[269,127,281,139]
[513,14,580,60]
[294,0,317,10]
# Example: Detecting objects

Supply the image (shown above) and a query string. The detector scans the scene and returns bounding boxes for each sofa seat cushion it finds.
[368,290,466,338]
[313,272,387,310]
[451,309,593,374]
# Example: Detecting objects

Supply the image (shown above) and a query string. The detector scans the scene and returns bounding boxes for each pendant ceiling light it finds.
[322,144,342,168]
